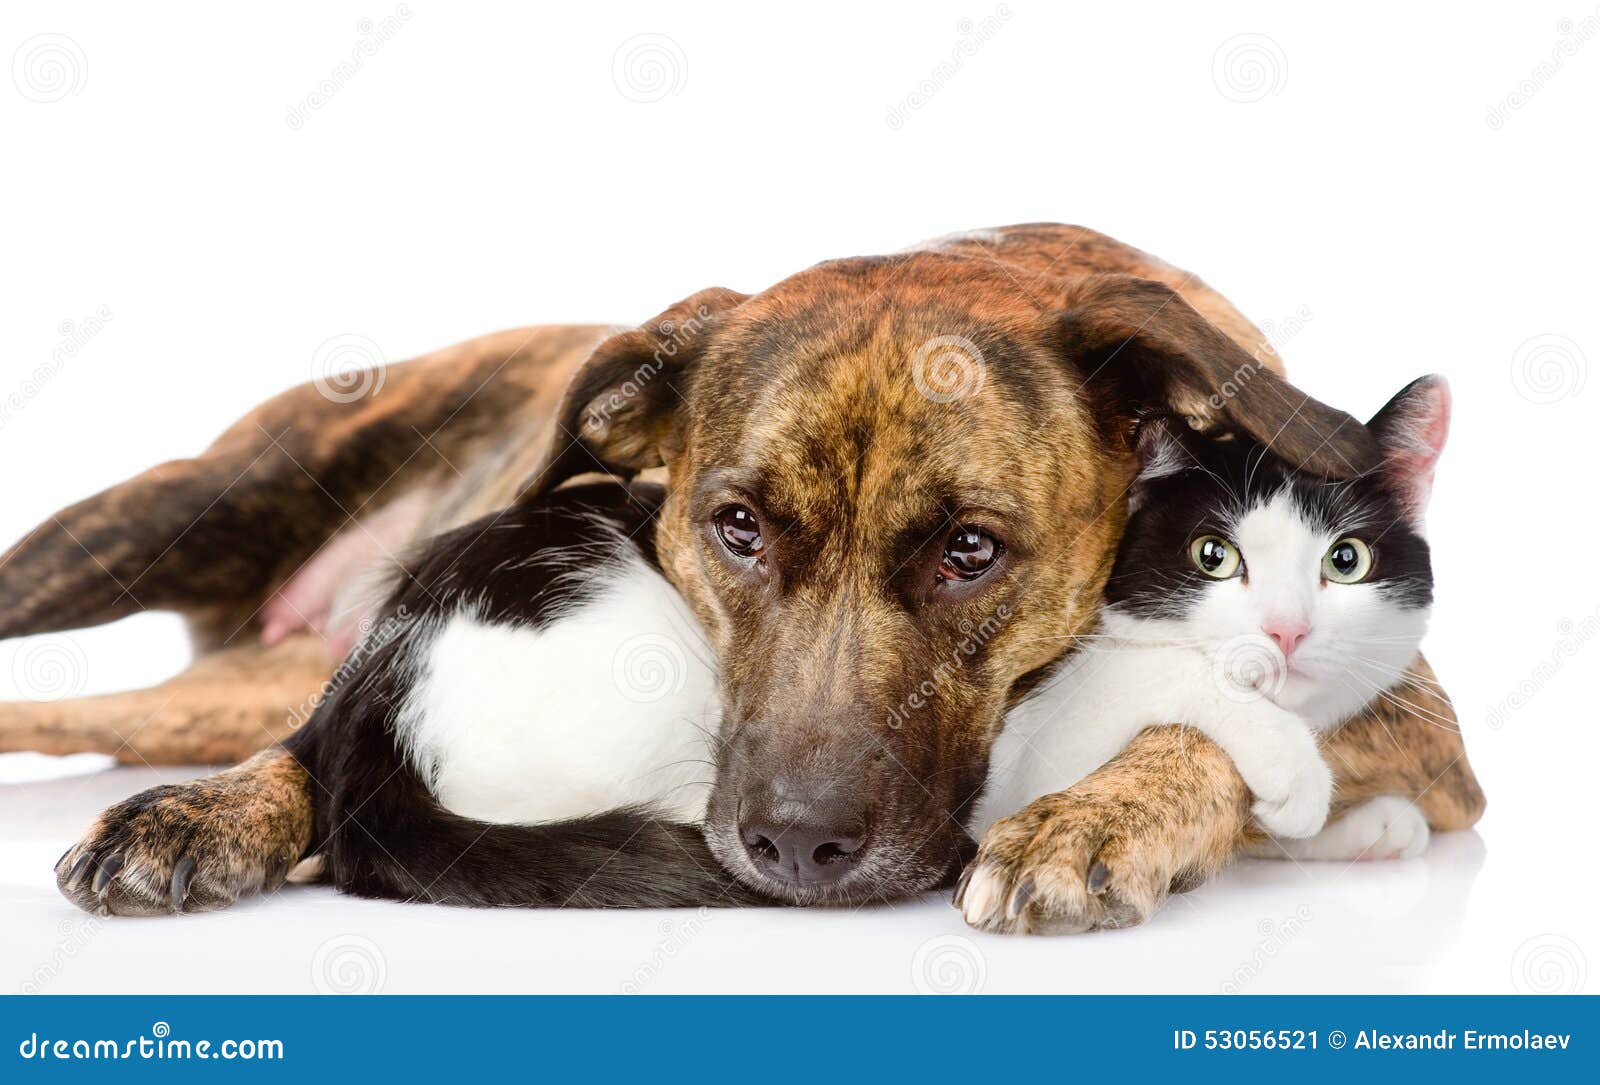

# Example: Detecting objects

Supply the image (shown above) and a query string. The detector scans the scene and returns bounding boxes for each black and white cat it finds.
[293,377,1449,909]
[973,375,1450,880]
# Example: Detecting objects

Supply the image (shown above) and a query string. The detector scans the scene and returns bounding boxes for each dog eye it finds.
[713,505,764,558]
[939,526,1001,581]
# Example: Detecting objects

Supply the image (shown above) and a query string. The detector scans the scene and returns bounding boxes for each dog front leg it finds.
[960,655,1484,934]
[55,741,316,915]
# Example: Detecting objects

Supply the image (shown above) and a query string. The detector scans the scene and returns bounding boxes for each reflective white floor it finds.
[0,754,1578,995]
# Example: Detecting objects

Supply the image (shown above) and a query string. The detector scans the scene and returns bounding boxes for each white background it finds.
[1,1,1596,994]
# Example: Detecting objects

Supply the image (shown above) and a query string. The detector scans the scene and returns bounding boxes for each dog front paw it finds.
[55,750,312,916]
[1249,756,1333,839]
[956,790,1184,935]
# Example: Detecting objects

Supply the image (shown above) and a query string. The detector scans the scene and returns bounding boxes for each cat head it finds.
[1103,375,1451,724]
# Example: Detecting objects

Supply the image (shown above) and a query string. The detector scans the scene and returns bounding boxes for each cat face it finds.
[1102,376,1451,726]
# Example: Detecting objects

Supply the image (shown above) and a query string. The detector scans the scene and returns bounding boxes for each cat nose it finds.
[1263,621,1309,658]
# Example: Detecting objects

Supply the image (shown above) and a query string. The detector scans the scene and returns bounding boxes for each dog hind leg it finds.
[0,633,331,765]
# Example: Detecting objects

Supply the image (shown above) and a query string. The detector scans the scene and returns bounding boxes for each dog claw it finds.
[1086,861,1110,895]
[1006,877,1035,920]
[92,853,124,893]
[66,851,95,891]
[952,865,974,910]
[170,856,197,910]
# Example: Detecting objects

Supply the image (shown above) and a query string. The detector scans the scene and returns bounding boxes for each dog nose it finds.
[740,793,869,887]
[1262,620,1309,658]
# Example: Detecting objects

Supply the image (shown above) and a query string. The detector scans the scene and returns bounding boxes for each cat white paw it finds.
[1248,755,1334,839]
[1248,795,1430,861]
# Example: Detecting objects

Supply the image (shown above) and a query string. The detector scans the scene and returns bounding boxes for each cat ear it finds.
[1127,416,1193,512]
[1366,375,1450,526]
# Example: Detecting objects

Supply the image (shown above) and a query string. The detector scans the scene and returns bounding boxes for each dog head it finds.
[531,248,1378,904]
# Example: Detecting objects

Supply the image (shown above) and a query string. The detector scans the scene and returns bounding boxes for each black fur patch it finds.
[286,481,777,909]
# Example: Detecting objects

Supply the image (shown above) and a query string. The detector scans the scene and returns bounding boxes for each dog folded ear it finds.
[1054,275,1380,479]
[524,287,749,499]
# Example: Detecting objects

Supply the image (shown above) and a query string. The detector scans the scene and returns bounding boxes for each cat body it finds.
[976,376,1450,847]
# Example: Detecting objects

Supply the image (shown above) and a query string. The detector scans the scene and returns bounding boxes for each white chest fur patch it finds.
[395,557,720,825]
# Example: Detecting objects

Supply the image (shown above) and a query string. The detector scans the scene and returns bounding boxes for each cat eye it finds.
[1322,537,1373,584]
[1189,535,1242,579]
[713,505,764,558]
[939,526,1002,582]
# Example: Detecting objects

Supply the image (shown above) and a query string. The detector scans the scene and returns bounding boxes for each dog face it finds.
[533,249,1377,904]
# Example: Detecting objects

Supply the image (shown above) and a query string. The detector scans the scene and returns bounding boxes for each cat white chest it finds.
[394,559,720,825]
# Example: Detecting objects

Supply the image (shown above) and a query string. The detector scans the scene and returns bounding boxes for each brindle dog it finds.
[7,225,1483,932]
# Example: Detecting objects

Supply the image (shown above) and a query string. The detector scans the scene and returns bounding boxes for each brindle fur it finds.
[10,224,1485,926]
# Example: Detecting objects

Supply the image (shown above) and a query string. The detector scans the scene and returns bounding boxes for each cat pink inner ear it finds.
[1373,376,1451,522]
